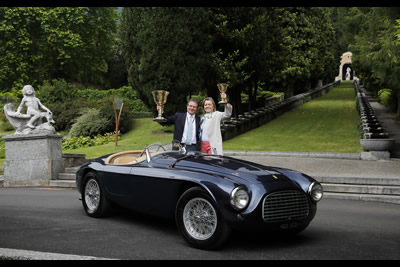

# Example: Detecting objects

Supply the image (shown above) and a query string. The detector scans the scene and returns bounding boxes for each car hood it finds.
[156,154,304,187]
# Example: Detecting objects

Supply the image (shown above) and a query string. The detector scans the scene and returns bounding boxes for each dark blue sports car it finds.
[76,143,323,250]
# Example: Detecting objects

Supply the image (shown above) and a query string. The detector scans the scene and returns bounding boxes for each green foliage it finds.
[68,108,110,138]
[396,19,400,45]
[62,132,115,150]
[0,91,21,131]
[121,7,212,115]
[0,113,14,131]
[75,86,149,112]
[67,97,134,138]
[0,7,119,90]
[0,138,4,159]
[46,99,89,132]
[378,89,396,111]
[95,95,133,134]
[277,8,336,94]
[345,7,400,119]
[37,79,78,104]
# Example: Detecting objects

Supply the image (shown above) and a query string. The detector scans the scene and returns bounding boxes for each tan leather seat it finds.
[113,156,137,165]
[105,150,143,165]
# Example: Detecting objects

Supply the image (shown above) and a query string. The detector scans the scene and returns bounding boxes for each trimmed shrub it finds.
[377,88,395,111]
[69,108,110,138]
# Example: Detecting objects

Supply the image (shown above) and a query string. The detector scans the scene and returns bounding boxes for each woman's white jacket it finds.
[201,104,232,155]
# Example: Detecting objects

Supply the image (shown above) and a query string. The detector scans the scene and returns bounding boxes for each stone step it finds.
[58,173,76,180]
[322,183,400,196]
[49,167,79,187]
[318,176,400,205]
[316,176,400,186]
[49,180,76,188]
[64,167,80,174]
[324,192,400,205]
[56,167,79,180]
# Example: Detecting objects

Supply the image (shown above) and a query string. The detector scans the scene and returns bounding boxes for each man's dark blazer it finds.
[158,112,200,146]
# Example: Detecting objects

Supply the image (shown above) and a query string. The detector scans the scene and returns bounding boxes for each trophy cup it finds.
[152,90,170,122]
[217,83,228,105]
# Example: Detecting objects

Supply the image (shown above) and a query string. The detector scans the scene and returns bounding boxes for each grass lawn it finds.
[224,81,362,153]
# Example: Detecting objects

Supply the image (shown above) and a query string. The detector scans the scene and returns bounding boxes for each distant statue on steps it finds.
[345,67,351,80]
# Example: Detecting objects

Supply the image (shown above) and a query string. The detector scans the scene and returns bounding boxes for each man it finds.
[156,99,200,151]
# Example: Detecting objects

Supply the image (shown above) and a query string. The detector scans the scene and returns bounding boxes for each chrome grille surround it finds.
[262,190,309,222]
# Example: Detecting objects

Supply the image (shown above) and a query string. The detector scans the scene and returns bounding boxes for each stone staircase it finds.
[48,154,91,189]
[49,166,80,188]
[317,176,400,205]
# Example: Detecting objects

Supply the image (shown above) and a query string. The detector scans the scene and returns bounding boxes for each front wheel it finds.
[175,187,231,250]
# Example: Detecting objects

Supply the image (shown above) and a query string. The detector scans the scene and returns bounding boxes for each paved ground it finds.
[225,151,400,181]
[1,188,399,260]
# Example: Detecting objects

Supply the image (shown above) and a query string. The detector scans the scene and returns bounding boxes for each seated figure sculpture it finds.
[3,85,56,135]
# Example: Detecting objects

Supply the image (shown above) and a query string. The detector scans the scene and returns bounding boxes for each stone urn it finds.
[360,139,395,151]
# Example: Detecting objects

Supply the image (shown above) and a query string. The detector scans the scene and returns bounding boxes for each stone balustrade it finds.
[354,80,395,157]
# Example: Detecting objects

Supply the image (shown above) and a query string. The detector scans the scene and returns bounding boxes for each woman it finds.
[199,97,232,155]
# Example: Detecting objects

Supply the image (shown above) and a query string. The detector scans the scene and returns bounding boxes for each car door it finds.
[102,164,134,197]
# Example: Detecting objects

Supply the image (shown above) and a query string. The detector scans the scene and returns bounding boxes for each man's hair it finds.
[187,98,199,107]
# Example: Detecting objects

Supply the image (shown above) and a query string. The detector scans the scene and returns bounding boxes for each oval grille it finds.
[262,190,309,222]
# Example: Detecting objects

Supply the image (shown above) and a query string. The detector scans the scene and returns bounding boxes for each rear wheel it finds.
[175,187,231,250]
[82,172,110,218]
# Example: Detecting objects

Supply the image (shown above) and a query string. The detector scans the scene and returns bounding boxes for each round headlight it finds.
[309,182,323,202]
[230,186,249,210]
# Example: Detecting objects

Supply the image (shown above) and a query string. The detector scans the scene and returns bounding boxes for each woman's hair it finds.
[202,97,216,115]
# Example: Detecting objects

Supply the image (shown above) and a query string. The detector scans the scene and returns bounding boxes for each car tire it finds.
[82,171,110,218]
[175,186,231,250]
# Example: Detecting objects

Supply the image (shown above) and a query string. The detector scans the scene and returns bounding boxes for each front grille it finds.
[262,190,309,222]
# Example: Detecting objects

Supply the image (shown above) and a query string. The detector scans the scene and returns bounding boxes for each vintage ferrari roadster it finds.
[76,143,323,250]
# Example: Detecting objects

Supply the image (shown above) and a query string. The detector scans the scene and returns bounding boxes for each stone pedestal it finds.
[2,134,64,187]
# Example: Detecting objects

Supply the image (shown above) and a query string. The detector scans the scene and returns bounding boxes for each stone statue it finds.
[346,67,351,80]
[3,85,56,135]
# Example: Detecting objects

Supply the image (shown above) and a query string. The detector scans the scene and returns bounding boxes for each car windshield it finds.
[144,142,217,165]
[143,142,185,162]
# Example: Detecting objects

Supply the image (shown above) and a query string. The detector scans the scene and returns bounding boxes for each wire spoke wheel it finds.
[84,178,101,212]
[183,197,217,240]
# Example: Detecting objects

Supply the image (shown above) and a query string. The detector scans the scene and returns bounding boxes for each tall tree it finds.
[273,7,336,96]
[0,7,118,91]
[120,7,211,115]
[349,7,400,120]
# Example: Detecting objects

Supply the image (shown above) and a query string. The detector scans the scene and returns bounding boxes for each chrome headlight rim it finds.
[309,181,323,203]
[230,186,250,211]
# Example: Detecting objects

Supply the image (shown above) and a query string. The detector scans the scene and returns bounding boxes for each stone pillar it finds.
[2,134,64,187]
